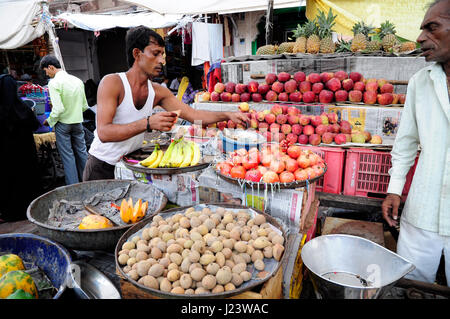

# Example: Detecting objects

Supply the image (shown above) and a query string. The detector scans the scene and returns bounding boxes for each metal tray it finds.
[70,260,121,299]
[122,147,212,175]
[214,163,327,189]
[27,180,167,251]
[115,203,286,299]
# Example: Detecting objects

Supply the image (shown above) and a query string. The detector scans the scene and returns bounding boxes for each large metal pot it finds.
[301,234,415,299]
[27,179,167,251]
[115,203,287,299]
[0,233,72,299]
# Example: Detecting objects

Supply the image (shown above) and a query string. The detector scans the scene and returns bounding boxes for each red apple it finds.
[326,78,341,92]
[353,81,365,92]
[349,72,362,83]
[334,90,348,102]
[265,90,278,101]
[225,82,236,93]
[231,93,240,102]
[285,133,298,145]
[240,92,251,102]
[271,81,284,94]
[299,115,310,126]
[220,92,232,102]
[377,93,394,105]
[251,93,263,102]
[334,70,348,81]
[309,134,321,146]
[265,73,277,85]
[211,91,220,101]
[214,82,225,93]
[244,169,263,182]
[276,114,288,125]
[289,92,302,102]
[248,81,259,93]
[299,81,312,93]
[297,134,309,144]
[258,83,270,95]
[320,72,334,83]
[277,72,291,82]
[294,71,306,83]
[312,82,324,94]
[342,79,354,91]
[284,79,298,93]
[348,90,363,102]
[308,73,321,83]
[365,81,379,92]
[235,83,247,94]
[278,92,289,101]
[265,113,276,124]
[334,133,347,145]
[319,90,334,103]
[380,83,394,94]
[303,125,315,136]
[292,124,302,135]
[302,91,316,103]
[363,91,378,104]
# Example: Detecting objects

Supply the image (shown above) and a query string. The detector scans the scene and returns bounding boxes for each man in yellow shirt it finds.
[41,55,89,185]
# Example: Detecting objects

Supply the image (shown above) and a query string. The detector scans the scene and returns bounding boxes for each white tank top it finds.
[89,72,155,165]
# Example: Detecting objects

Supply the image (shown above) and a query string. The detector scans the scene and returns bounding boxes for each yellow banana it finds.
[180,141,193,167]
[148,150,163,168]
[159,141,176,167]
[190,141,201,166]
[139,145,159,167]
[172,142,185,167]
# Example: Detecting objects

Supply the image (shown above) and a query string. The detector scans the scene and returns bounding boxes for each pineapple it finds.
[305,19,320,54]
[277,42,295,54]
[256,44,278,55]
[400,41,417,52]
[317,8,337,54]
[350,21,374,52]
[366,39,382,52]
[292,24,307,53]
[380,20,398,52]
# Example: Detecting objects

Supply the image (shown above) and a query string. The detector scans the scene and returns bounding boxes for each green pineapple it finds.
[256,44,278,55]
[350,21,374,52]
[277,42,295,54]
[366,39,382,52]
[317,8,337,54]
[292,24,307,53]
[380,20,398,52]
[305,19,320,54]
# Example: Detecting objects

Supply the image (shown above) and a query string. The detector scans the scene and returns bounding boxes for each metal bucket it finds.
[301,234,415,299]
[0,233,72,299]
[27,179,167,251]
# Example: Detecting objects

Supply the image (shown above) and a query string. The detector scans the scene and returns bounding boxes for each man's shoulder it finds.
[410,63,436,83]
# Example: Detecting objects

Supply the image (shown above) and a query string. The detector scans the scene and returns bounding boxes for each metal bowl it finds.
[301,234,415,299]
[214,163,327,189]
[69,260,121,299]
[27,179,167,251]
[0,233,72,299]
[115,203,287,299]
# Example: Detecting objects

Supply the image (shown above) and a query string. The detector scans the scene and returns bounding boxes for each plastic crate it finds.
[299,145,346,194]
[343,148,418,199]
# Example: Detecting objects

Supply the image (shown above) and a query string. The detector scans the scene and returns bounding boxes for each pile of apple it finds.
[202,70,405,106]
[216,144,326,184]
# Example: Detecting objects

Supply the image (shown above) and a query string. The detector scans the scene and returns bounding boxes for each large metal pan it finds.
[27,180,167,251]
[115,203,287,299]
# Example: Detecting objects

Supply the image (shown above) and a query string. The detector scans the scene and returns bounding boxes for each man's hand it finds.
[381,193,401,227]
[227,111,249,127]
[148,111,178,131]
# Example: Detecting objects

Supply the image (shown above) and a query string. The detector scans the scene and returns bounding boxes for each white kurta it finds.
[387,63,450,236]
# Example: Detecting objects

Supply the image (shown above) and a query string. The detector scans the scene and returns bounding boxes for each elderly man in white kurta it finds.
[382,0,450,285]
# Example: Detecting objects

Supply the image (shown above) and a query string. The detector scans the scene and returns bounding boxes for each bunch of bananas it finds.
[139,138,201,168]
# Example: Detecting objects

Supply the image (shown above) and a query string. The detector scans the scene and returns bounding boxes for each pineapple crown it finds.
[292,24,305,39]
[303,19,319,38]
[317,8,337,39]
[380,20,397,37]
[352,21,375,37]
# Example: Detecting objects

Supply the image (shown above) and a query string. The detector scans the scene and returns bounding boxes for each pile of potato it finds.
[117,206,285,295]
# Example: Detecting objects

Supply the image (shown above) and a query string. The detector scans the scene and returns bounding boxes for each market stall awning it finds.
[56,11,183,32]
[123,0,305,15]
[0,0,46,49]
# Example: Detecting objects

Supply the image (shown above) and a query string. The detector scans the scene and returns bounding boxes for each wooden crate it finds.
[117,267,283,299]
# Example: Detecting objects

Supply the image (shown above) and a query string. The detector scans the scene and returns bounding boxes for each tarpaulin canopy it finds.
[0,0,46,49]
[123,0,304,15]
[306,0,427,42]
[56,11,183,32]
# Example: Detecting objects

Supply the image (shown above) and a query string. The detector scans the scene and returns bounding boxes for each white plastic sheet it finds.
[56,11,183,32]
[0,0,45,49]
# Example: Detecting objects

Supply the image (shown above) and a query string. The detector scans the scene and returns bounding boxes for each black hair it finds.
[428,0,450,15]
[125,26,165,68]
[39,55,61,69]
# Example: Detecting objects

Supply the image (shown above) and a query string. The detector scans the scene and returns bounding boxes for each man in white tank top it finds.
[83,26,248,181]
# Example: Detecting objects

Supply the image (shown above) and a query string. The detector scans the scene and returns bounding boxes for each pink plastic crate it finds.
[299,146,346,194]
[343,148,418,199]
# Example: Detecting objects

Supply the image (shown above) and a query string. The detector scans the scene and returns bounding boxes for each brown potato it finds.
[160,278,172,292]
[273,243,285,261]
[216,268,232,285]
[201,274,217,290]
